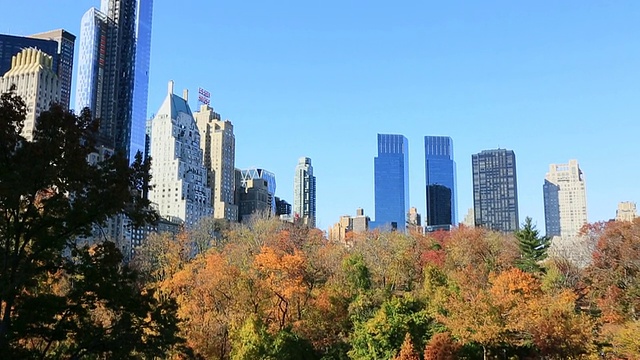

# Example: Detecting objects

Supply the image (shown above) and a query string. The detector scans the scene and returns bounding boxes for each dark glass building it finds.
[424,136,457,226]
[472,149,519,232]
[0,30,75,109]
[275,197,292,216]
[374,134,409,231]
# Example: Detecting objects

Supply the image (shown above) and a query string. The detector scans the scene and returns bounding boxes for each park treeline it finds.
[131,216,639,360]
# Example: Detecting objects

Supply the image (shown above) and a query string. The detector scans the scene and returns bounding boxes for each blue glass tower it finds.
[374,134,409,231]
[425,136,457,227]
[130,0,153,161]
[76,0,151,161]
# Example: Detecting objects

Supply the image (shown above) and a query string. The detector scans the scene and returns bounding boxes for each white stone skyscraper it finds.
[194,104,238,222]
[293,157,316,227]
[148,81,212,226]
[0,48,61,141]
[543,160,588,238]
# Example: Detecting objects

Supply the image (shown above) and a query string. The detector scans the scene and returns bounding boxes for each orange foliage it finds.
[394,333,420,360]
[423,332,460,360]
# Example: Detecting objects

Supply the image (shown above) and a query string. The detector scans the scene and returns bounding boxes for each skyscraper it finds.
[424,136,457,227]
[293,157,316,227]
[148,81,212,226]
[194,104,238,222]
[543,160,587,238]
[472,149,519,232]
[374,134,409,231]
[0,48,61,141]
[0,30,75,109]
[130,0,154,161]
[76,0,151,160]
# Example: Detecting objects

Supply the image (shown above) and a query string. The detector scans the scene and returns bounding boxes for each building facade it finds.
[148,81,213,226]
[76,0,143,159]
[275,197,292,216]
[293,157,316,227]
[374,134,409,231]
[407,207,422,233]
[616,202,637,222]
[424,136,457,227]
[0,30,75,109]
[543,160,588,238]
[0,48,61,141]
[235,168,276,223]
[328,208,370,242]
[472,149,519,232]
[194,104,238,222]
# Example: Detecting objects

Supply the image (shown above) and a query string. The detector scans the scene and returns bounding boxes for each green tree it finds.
[231,315,319,360]
[348,296,433,360]
[0,90,183,357]
[343,253,372,292]
[514,217,551,273]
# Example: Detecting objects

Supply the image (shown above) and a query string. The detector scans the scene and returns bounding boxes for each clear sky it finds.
[2,1,639,231]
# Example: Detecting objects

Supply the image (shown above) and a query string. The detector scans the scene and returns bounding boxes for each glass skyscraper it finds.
[130,0,153,161]
[472,149,519,232]
[424,136,457,228]
[374,134,409,231]
[76,0,152,160]
[0,30,75,109]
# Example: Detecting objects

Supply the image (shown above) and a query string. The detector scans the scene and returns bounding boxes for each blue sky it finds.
[2,1,639,230]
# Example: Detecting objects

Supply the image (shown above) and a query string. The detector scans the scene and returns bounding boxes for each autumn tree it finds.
[583,220,640,323]
[394,333,420,360]
[423,332,460,360]
[0,90,183,356]
[514,217,550,273]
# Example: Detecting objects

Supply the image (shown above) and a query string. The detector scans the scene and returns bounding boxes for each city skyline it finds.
[1,1,639,229]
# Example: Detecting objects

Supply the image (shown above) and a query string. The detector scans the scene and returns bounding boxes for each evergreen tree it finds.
[514,217,551,273]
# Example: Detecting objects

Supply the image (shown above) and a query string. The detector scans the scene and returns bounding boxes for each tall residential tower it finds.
[148,81,212,226]
[76,0,153,160]
[374,134,409,231]
[543,160,587,238]
[424,136,457,227]
[194,104,238,222]
[293,157,316,227]
[0,49,61,141]
[472,149,519,232]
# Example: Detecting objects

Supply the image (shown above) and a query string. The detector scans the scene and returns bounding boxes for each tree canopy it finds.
[0,89,184,357]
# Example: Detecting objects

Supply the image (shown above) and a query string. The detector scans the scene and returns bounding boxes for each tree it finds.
[230,315,319,360]
[394,333,419,360]
[0,90,182,356]
[439,268,541,359]
[348,296,433,360]
[423,332,460,360]
[583,219,640,323]
[514,217,551,273]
